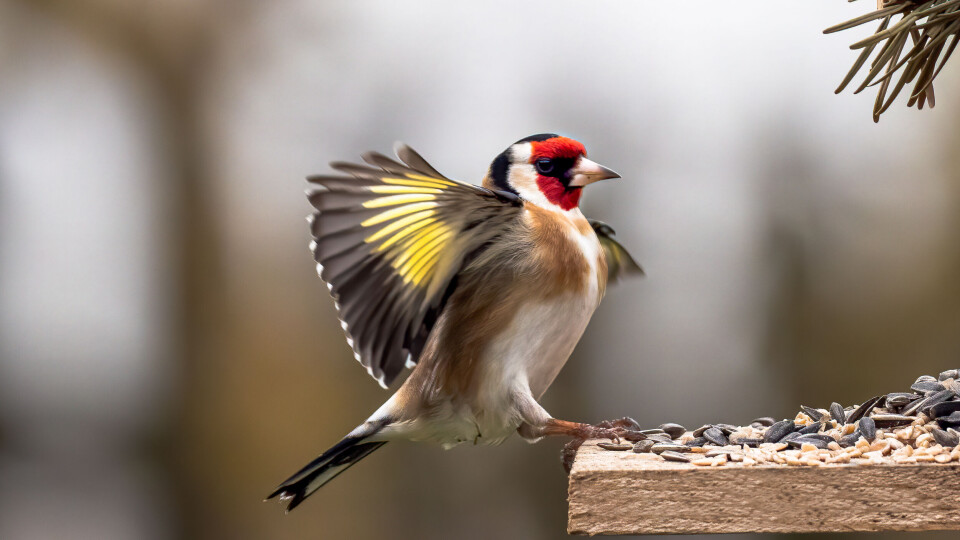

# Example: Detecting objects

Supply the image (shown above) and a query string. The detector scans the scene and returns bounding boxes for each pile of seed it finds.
[595,370,960,467]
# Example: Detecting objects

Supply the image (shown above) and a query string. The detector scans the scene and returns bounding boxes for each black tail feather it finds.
[266,435,387,512]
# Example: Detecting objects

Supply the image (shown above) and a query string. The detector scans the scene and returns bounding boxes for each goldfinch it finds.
[267,134,642,511]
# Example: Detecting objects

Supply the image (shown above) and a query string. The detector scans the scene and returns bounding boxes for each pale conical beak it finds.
[568,157,620,187]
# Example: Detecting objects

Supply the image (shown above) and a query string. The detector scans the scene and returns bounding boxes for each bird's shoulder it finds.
[585,218,644,283]
[514,202,604,297]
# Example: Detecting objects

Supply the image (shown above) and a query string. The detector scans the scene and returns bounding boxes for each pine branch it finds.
[825,0,960,121]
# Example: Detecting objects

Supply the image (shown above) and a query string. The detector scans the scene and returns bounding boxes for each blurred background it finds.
[2,1,959,539]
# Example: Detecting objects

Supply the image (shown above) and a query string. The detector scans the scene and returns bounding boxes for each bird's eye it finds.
[535,159,554,175]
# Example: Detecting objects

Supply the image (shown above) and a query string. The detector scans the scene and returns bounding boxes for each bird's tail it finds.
[265,420,387,512]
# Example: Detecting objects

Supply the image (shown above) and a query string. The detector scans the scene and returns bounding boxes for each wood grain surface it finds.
[568,441,960,535]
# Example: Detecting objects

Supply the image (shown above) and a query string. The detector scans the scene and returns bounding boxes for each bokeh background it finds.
[2,1,960,539]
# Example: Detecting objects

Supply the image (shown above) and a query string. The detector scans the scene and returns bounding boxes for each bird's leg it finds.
[514,393,622,442]
[535,418,622,442]
[513,396,644,473]
[530,418,651,473]
[520,415,646,443]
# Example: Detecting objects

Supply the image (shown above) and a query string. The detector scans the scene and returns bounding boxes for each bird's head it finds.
[484,134,620,211]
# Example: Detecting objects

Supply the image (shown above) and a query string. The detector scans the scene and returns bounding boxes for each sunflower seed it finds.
[621,430,648,442]
[787,436,830,449]
[646,433,674,444]
[731,437,763,447]
[930,401,960,419]
[639,428,666,435]
[597,442,633,451]
[800,405,826,422]
[781,432,802,444]
[685,437,707,447]
[805,433,836,443]
[937,411,960,430]
[939,369,959,382]
[752,417,776,427]
[633,439,656,453]
[931,428,959,447]
[651,443,691,454]
[847,395,883,423]
[703,427,729,446]
[839,430,862,447]
[912,381,944,394]
[715,424,739,435]
[901,396,927,416]
[903,388,954,416]
[763,420,796,443]
[918,389,957,415]
[692,425,712,437]
[886,392,921,408]
[859,417,877,441]
[660,451,692,463]
[658,423,686,439]
[871,414,915,428]
[829,402,846,424]
[799,423,823,435]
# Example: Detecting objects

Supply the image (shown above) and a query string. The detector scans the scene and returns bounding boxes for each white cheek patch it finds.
[508,163,552,208]
[508,144,556,208]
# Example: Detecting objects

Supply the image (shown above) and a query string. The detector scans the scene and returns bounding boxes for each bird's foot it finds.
[593,417,647,442]
[567,423,624,443]
[562,438,584,474]
[594,416,641,430]
[554,418,647,474]
[560,424,644,473]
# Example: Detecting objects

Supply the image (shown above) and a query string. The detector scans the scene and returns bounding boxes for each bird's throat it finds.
[536,176,582,211]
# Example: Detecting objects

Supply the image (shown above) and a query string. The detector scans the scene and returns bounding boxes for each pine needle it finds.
[825,0,960,121]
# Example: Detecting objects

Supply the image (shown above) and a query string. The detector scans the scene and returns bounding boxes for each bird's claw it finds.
[592,427,621,444]
[560,425,621,474]
[595,416,641,430]
[592,417,647,442]
[562,438,584,474]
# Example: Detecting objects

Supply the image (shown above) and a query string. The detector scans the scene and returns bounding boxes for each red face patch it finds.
[536,177,582,210]
[529,136,586,160]
[530,136,586,210]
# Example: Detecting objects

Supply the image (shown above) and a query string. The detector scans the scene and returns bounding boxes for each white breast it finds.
[471,220,602,443]
[497,293,596,396]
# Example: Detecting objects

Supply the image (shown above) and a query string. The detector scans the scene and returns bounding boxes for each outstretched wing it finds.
[588,219,644,282]
[307,144,523,388]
